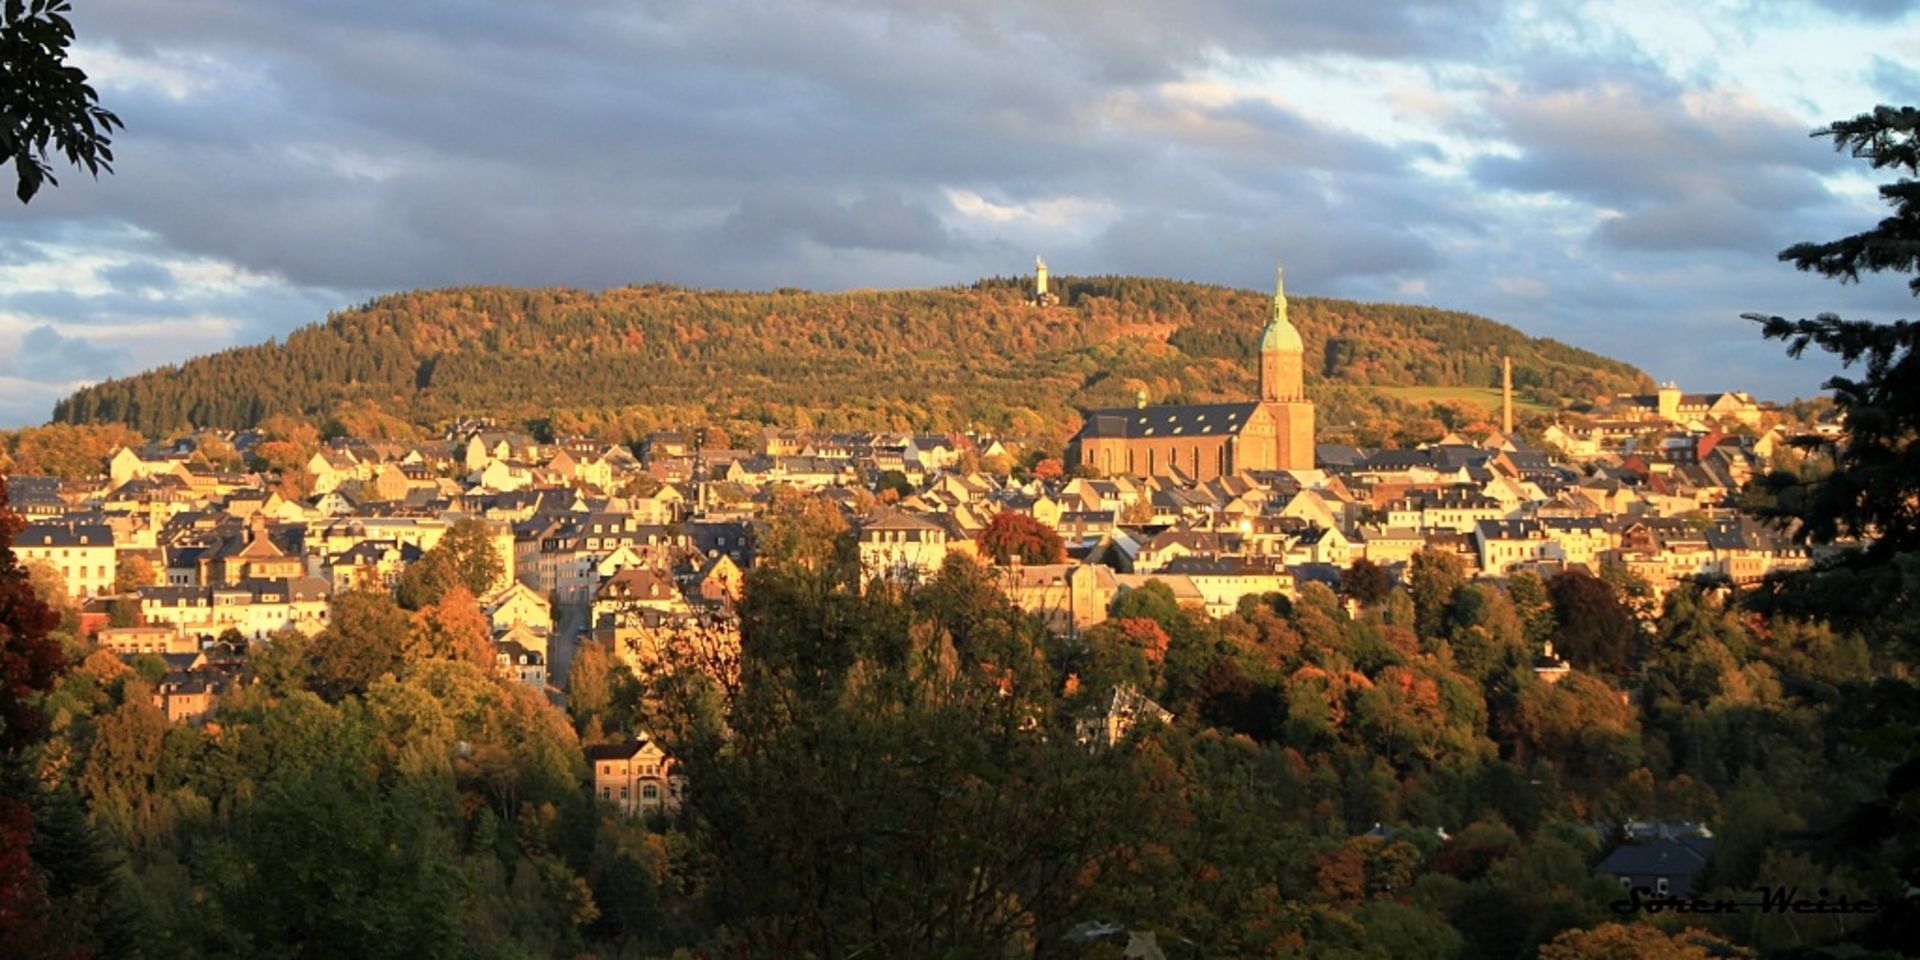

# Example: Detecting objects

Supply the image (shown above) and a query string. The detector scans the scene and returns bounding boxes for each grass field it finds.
[1375,385,1554,413]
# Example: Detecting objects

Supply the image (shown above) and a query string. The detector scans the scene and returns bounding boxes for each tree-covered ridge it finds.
[51,276,1649,440]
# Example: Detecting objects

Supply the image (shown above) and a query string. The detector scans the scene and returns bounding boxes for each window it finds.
[619,786,629,800]
[601,787,611,800]
[643,785,658,799]
[1655,877,1670,896]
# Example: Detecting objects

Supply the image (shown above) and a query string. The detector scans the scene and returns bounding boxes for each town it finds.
[4,268,1834,823]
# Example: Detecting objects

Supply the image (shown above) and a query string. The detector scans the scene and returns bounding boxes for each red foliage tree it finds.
[975,511,1066,566]
[0,483,69,952]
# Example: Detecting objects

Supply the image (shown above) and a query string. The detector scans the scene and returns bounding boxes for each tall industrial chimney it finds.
[1502,356,1514,436]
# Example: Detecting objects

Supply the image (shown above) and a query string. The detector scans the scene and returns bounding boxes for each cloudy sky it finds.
[3,0,1919,428]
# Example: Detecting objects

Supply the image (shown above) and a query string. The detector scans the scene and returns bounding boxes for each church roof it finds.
[1076,402,1260,440]
[1260,318,1303,353]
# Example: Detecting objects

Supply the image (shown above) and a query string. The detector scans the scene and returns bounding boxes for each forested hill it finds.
[50,275,1649,443]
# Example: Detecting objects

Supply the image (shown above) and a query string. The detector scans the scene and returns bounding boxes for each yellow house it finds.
[586,736,685,815]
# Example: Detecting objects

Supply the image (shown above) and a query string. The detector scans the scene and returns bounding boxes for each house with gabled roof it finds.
[586,735,684,815]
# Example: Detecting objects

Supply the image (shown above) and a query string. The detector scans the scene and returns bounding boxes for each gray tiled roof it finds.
[1076,402,1261,439]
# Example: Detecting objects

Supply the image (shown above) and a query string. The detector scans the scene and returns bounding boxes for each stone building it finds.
[1070,266,1315,479]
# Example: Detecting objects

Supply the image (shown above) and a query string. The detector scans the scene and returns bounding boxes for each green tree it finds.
[1547,571,1636,675]
[396,519,504,610]
[204,696,467,958]
[663,560,1167,957]
[1,0,123,202]
[1506,570,1556,648]
[75,687,168,845]
[565,639,615,733]
[1409,549,1465,642]
[1739,104,1920,952]
[1340,557,1393,608]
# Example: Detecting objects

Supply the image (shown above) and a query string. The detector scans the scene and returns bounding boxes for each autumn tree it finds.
[309,590,411,700]
[756,486,853,575]
[1538,922,1742,960]
[975,511,1066,566]
[405,586,496,670]
[0,482,68,952]
[111,555,154,595]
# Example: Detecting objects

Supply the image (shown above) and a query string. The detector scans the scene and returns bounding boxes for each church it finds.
[1069,267,1315,480]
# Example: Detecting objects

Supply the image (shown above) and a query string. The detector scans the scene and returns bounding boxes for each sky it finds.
[4,0,1920,429]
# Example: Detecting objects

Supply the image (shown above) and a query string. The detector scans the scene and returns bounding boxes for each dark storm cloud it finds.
[0,0,1903,427]
[721,189,960,256]
[31,0,1485,298]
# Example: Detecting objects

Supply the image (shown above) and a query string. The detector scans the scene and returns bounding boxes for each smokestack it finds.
[1502,356,1514,436]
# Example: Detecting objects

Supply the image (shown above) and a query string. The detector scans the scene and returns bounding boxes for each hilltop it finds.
[49,275,1648,444]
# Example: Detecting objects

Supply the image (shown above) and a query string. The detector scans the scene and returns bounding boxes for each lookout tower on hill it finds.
[1031,255,1058,307]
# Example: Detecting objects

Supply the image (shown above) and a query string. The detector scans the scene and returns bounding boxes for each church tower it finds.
[1255,265,1315,471]
[1259,266,1304,402]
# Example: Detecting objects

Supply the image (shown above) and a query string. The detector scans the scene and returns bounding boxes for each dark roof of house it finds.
[1314,445,1368,467]
[5,475,64,504]
[18,522,113,548]
[1594,837,1712,878]
[1161,555,1287,576]
[1075,402,1261,440]
[585,736,662,762]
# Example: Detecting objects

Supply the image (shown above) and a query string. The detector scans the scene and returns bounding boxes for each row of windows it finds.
[864,530,941,543]
[600,784,663,800]
[1097,444,1233,477]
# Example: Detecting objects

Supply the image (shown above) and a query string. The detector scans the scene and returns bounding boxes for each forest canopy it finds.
[47,276,1648,444]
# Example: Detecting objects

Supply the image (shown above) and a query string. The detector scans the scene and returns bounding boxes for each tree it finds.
[396,518,504,609]
[565,639,615,732]
[1409,549,1464,642]
[1537,922,1737,960]
[111,555,153,595]
[404,586,495,670]
[0,481,67,953]
[1546,571,1636,674]
[873,469,912,499]
[1506,570,1555,648]
[1740,104,1920,952]
[975,511,1066,566]
[1339,558,1392,608]
[1,0,123,203]
[309,590,411,700]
